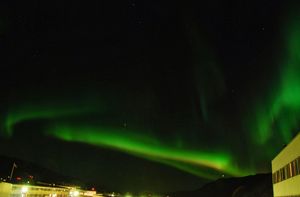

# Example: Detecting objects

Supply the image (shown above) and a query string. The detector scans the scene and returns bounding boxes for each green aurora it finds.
[2,101,252,180]
[2,97,103,137]
[4,5,300,185]
[5,106,90,137]
[249,13,300,146]
[46,125,250,179]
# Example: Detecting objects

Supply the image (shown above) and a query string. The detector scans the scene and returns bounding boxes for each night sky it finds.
[1,0,300,193]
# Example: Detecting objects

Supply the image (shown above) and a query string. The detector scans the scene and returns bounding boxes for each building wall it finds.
[11,184,70,197]
[0,182,12,197]
[272,133,300,197]
[273,175,300,196]
[0,182,97,197]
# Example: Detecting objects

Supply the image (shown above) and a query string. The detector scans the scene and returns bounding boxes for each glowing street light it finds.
[21,186,29,197]
[21,186,28,193]
[70,190,79,197]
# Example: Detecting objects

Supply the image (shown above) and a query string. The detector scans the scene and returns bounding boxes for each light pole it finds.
[9,162,17,181]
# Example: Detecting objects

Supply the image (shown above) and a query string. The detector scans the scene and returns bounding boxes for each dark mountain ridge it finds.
[170,173,273,197]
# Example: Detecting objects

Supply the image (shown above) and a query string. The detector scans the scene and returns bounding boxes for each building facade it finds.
[0,182,99,197]
[272,133,300,197]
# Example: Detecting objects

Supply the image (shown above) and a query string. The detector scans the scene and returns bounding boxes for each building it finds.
[0,181,99,197]
[272,132,300,197]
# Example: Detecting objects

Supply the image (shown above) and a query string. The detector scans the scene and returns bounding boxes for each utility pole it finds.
[9,162,17,181]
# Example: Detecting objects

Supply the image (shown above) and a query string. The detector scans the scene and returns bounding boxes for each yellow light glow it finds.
[21,186,28,193]
[73,191,79,196]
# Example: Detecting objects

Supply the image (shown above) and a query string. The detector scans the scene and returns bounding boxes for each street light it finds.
[70,190,79,197]
[21,186,28,197]
[21,186,28,193]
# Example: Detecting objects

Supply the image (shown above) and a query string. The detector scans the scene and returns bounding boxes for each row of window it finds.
[12,185,67,192]
[273,157,300,184]
[31,187,67,192]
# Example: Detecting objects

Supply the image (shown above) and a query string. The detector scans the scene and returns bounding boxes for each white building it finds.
[272,132,300,197]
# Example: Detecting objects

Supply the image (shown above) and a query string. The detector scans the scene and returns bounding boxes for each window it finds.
[273,156,300,184]
[288,163,292,178]
[296,157,300,175]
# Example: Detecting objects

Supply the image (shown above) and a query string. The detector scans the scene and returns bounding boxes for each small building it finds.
[0,181,98,197]
[272,132,300,197]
